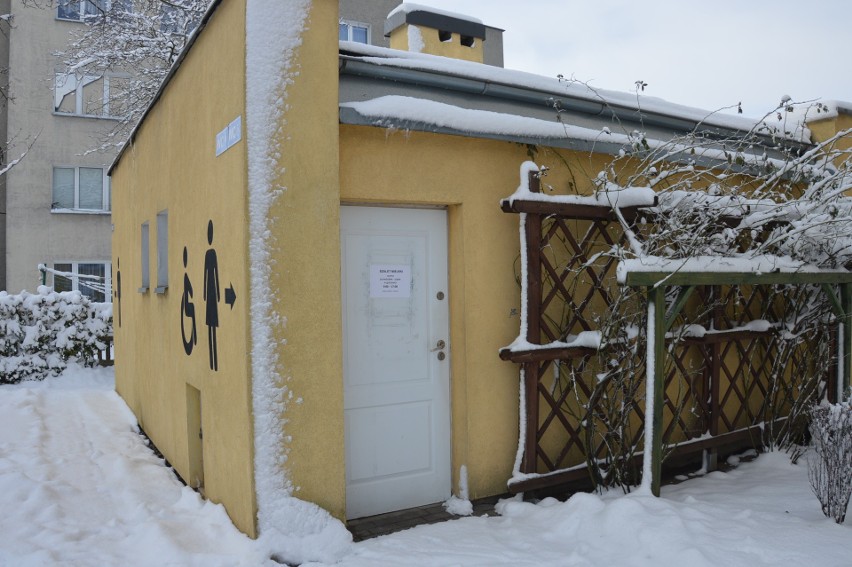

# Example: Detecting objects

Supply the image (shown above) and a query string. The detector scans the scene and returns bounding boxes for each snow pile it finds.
[443,496,473,516]
[246,1,352,563]
[314,452,852,566]
[0,287,111,383]
[443,465,473,516]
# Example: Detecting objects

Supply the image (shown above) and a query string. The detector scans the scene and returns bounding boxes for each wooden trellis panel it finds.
[501,171,843,494]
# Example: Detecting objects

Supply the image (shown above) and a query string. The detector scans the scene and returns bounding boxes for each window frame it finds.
[140,221,150,293]
[155,210,168,293]
[52,261,112,303]
[54,71,130,119]
[57,0,95,22]
[51,165,111,213]
[159,3,181,33]
[57,0,133,22]
[339,19,371,44]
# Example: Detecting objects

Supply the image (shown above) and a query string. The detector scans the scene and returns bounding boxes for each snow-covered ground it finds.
[0,365,270,567]
[1,366,851,566]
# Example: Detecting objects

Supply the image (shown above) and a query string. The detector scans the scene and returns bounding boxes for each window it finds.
[54,72,130,118]
[140,222,150,292]
[112,0,133,13]
[52,166,110,212]
[156,210,168,293]
[53,262,111,303]
[159,3,180,33]
[158,3,200,34]
[57,0,102,21]
[339,20,369,44]
[58,0,132,21]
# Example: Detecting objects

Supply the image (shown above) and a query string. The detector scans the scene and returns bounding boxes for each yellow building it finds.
[109,0,846,551]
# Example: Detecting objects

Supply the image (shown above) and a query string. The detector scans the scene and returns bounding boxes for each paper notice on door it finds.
[370,264,411,298]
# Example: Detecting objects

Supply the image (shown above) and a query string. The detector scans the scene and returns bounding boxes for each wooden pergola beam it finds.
[500,198,652,221]
[623,270,852,287]
[498,345,597,363]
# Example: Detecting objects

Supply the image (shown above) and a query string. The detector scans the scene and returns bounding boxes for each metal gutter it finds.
[339,107,783,173]
[338,105,626,155]
[338,54,813,154]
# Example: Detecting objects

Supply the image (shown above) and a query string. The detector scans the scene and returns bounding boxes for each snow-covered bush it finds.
[808,402,852,523]
[0,287,112,384]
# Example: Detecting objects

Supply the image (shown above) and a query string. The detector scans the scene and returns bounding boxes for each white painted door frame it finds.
[340,205,451,519]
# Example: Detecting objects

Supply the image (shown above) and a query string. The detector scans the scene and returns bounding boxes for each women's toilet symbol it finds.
[203,220,220,371]
[115,258,122,328]
[180,247,197,355]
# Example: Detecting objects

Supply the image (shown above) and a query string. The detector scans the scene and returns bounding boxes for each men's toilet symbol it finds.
[203,220,220,371]
[180,247,197,356]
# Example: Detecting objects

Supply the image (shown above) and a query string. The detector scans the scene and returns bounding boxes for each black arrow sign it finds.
[225,283,237,309]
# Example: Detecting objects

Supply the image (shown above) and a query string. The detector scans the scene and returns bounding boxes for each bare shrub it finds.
[808,402,852,523]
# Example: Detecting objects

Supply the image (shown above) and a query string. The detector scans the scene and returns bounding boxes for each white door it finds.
[341,206,451,519]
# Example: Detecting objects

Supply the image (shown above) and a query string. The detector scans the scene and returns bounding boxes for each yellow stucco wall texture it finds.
[389,23,484,63]
[808,112,852,147]
[266,0,347,519]
[111,0,256,536]
[339,125,607,498]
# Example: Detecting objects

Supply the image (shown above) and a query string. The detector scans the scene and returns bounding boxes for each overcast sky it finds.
[417,0,851,119]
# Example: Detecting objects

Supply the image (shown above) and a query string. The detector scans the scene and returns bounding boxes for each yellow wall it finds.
[807,111,852,146]
[339,125,607,498]
[389,24,484,63]
[807,111,852,193]
[111,0,810,530]
[111,0,256,536]
[264,0,346,519]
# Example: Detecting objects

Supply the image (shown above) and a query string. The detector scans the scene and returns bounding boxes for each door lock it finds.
[432,340,447,360]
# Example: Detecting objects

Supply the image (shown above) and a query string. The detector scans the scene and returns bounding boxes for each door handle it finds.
[431,339,446,352]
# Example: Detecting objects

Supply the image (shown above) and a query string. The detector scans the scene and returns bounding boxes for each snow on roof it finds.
[785,99,852,124]
[341,94,632,145]
[388,3,483,25]
[339,41,808,143]
[341,94,802,170]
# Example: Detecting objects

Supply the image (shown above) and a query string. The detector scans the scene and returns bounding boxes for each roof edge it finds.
[384,9,486,39]
[109,0,224,175]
